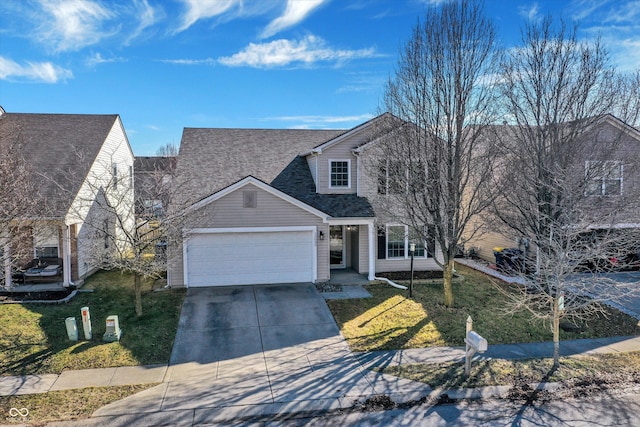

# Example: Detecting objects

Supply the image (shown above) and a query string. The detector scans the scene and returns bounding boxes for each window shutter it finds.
[377,226,386,259]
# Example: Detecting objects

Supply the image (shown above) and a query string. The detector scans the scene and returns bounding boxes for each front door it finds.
[330,225,345,269]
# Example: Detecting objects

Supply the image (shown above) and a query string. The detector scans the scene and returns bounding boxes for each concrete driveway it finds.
[157,283,389,411]
[593,271,640,319]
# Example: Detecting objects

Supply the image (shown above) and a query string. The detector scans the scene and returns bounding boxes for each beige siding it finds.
[169,183,329,287]
[466,230,518,262]
[315,128,375,195]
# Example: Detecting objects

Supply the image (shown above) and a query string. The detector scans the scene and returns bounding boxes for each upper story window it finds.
[330,160,350,188]
[585,161,622,196]
[378,159,425,195]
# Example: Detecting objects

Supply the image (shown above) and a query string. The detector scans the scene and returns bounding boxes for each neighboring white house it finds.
[0,110,135,287]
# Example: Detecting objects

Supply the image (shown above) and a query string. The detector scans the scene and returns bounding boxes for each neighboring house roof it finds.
[0,112,122,218]
[134,156,177,173]
[175,128,345,206]
[134,156,177,200]
[272,156,374,217]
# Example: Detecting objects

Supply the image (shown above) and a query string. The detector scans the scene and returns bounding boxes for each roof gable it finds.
[187,175,330,220]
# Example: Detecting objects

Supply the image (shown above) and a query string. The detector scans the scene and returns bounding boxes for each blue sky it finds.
[1,0,639,155]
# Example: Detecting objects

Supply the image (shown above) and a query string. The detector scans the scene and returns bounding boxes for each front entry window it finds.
[330,225,345,268]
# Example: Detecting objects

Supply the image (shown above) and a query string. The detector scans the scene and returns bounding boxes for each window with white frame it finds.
[330,160,350,188]
[379,224,430,259]
[408,226,426,257]
[377,159,425,195]
[585,161,622,196]
[386,225,406,258]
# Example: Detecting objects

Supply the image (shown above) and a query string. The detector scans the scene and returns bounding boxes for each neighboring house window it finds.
[112,163,118,190]
[35,246,58,258]
[243,191,257,208]
[143,199,164,217]
[330,160,350,188]
[585,161,623,196]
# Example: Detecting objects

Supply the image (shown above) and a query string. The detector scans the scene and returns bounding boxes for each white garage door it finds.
[186,229,316,287]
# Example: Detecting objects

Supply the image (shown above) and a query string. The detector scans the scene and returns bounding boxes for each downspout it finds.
[367,222,406,289]
[63,224,73,287]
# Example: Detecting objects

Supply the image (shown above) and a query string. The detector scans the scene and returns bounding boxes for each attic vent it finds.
[243,191,257,208]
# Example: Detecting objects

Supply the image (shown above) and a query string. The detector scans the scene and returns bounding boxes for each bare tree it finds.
[374,0,500,307]
[493,16,640,367]
[0,122,45,288]
[156,143,178,157]
[66,151,185,316]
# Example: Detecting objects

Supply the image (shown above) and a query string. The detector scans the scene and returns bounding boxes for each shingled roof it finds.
[271,156,374,217]
[0,112,120,218]
[174,128,345,206]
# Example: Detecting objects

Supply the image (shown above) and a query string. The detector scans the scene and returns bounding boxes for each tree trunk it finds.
[443,258,455,307]
[553,299,560,368]
[134,274,143,317]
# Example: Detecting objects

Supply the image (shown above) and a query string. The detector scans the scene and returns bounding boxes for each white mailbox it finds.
[103,315,122,342]
[466,331,488,352]
[81,306,92,340]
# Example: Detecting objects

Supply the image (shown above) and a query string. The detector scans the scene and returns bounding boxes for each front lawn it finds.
[0,270,186,376]
[327,264,640,352]
[378,351,640,390]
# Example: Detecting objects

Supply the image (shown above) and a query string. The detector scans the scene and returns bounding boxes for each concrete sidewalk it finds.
[2,335,638,397]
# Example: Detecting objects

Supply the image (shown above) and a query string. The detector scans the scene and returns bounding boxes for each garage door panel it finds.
[187,230,314,287]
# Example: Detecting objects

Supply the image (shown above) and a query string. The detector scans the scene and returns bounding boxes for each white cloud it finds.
[175,0,240,33]
[261,0,327,38]
[0,56,73,83]
[569,0,610,21]
[36,0,116,52]
[218,35,378,68]
[125,0,159,44]
[85,52,126,67]
[604,0,640,23]
[265,114,374,126]
[156,58,217,65]
[518,2,541,21]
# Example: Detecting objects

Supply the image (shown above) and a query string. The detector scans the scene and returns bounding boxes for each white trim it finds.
[183,226,318,287]
[328,159,351,189]
[355,153,361,196]
[301,115,378,156]
[368,223,375,280]
[327,218,374,226]
[186,176,329,220]
[188,226,317,234]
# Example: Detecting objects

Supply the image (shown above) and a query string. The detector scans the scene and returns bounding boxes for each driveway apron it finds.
[160,283,375,410]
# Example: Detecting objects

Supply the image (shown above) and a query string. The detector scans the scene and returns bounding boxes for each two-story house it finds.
[0,109,135,288]
[466,114,640,265]
[167,114,440,288]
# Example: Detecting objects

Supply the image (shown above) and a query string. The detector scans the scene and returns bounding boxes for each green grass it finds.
[0,384,155,425]
[327,264,640,352]
[0,270,186,376]
[378,351,640,389]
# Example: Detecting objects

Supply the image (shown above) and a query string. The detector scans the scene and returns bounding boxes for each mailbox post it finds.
[464,316,488,376]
